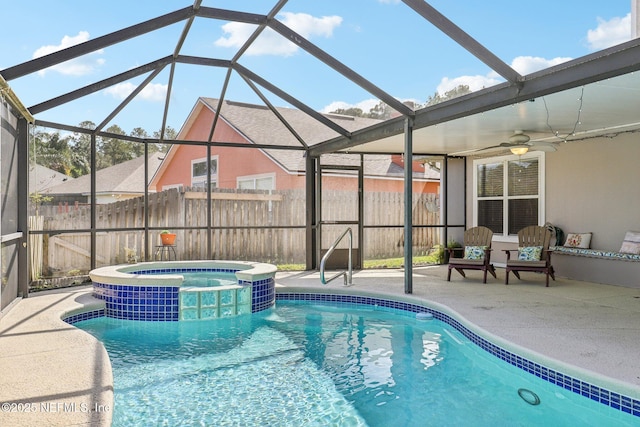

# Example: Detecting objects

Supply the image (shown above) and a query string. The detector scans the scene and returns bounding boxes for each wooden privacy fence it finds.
[39,188,441,275]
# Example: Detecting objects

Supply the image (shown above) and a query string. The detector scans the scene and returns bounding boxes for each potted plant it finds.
[160,230,177,246]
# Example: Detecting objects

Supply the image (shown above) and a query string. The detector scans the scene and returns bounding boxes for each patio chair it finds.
[447,226,496,283]
[504,225,555,287]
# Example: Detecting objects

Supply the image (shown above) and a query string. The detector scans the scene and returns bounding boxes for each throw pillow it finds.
[563,232,592,249]
[463,245,487,260]
[620,231,640,255]
[518,246,542,261]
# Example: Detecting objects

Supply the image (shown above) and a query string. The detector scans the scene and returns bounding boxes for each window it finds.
[473,153,544,238]
[237,174,275,190]
[161,183,183,191]
[191,156,218,188]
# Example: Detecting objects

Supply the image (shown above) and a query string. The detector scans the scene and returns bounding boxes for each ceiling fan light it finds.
[510,146,529,155]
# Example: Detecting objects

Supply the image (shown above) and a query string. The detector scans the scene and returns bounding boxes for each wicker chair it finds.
[504,225,556,287]
[447,226,496,283]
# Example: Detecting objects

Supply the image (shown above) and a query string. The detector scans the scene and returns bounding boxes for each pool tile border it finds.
[129,267,241,275]
[276,292,640,418]
[63,309,105,324]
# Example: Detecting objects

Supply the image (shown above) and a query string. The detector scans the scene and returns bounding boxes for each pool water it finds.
[180,272,237,288]
[76,302,636,426]
[145,271,238,288]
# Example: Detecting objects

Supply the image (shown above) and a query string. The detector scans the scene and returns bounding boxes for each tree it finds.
[67,120,94,177]
[154,125,177,141]
[153,126,177,153]
[130,127,149,139]
[130,127,149,157]
[367,101,393,120]
[329,101,393,120]
[30,128,73,175]
[32,121,178,176]
[98,124,137,168]
[425,84,471,107]
[331,107,365,117]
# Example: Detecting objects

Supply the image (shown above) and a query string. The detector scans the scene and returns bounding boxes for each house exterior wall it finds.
[155,145,302,190]
[545,133,640,251]
[154,106,300,190]
[547,134,640,287]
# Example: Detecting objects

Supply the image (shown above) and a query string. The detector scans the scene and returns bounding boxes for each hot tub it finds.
[89,260,277,321]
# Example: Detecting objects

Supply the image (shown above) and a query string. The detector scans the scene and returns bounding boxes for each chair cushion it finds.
[463,245,487,260]
[518,246,542,261]
[563,232,592,248]
[507,260,547,268]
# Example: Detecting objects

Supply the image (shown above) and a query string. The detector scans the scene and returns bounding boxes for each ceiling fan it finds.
[453,131,557,156]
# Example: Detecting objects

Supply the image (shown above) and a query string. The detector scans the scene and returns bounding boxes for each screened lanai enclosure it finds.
[3,0,640,311]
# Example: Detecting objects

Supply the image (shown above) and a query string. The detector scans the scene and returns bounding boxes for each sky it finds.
[0,0,633,135]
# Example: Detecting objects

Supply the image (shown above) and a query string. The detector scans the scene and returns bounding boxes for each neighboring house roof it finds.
[163,98,438,181]
[29,164,72,193]
[45,152,165,196]
[201,98,382,147]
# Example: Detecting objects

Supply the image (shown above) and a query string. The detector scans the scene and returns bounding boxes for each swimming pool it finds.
[74,301,638,426]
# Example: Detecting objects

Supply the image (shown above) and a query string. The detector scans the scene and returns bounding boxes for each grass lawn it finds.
[277,251,442,271]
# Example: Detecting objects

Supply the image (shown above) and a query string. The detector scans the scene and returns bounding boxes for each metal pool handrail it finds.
[320,227,353,286]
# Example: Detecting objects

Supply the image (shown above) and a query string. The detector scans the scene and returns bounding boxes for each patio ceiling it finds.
[2,0,640,157]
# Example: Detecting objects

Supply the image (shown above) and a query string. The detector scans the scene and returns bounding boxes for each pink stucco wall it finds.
[154,105,301,190]
[152,102,439,194]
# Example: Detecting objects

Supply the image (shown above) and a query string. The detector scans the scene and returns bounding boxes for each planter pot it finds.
[161,233,176,246]
[450,249,463,259]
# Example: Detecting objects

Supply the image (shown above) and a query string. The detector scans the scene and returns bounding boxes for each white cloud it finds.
[33,31,105,76]
[215,12,342,56]
[282,12,342,38]
[104,82,167,102]
[510,56,573,75]
[586,13,631,50]
[435,55,573,96]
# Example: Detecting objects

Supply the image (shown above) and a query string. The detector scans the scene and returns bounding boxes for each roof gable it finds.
[45,152,165,195]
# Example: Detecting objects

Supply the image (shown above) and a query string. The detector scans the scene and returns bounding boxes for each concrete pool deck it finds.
[1,265,640,426]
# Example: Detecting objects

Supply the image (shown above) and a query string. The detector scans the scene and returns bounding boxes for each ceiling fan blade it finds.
[448,138,558,156]
[530,143,557,152]
[448,144,501,156]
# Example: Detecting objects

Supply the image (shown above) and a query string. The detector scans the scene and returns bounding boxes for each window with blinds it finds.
[191,156,218,188]
[474,154,543,236]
